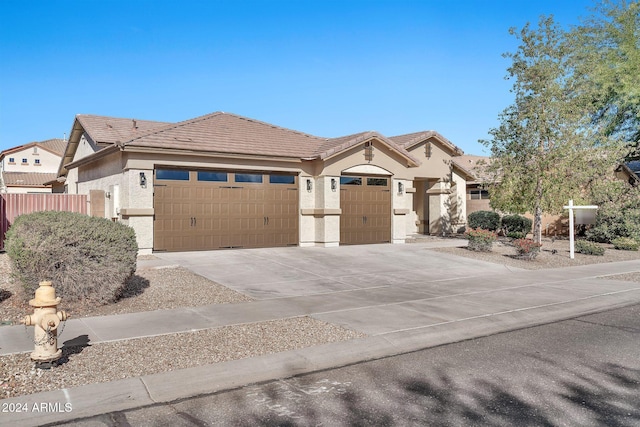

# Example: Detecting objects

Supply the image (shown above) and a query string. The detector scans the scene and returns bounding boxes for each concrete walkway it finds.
[2,243,639,426]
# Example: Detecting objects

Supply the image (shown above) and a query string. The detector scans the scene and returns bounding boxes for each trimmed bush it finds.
[512,238,542,260]
[467,211,501,231]
[612,237,639,251]
[501,214,532,236]
[575,240,605,256]
[465,228,497,252]
[5,211,138,304]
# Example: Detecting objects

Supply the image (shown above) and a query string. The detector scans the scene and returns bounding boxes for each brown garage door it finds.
[340,176,391,245]
[154,169,298,251]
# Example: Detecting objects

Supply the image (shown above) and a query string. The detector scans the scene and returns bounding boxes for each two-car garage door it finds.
[153,169,298,251]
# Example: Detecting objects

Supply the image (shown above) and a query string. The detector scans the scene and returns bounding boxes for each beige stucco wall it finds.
[406,139,455,180]
[2,146,61,173]
[64,133,466,252]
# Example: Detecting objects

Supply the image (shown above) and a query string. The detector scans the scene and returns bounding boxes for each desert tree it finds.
[482,16,616,243]
[568,1,640,160]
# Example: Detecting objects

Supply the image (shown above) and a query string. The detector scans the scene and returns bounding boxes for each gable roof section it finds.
[123,112,325,159]
[389,131,464,156]
[77,115,171,145]
[1,139,66,159]
[59,115,170,176]
[313,131,420,166]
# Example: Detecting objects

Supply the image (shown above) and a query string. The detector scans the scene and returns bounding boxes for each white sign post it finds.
[563,199,598,259]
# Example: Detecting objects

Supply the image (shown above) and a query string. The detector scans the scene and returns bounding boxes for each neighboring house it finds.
[454,154,640,236]
[55,112,471,254]
[452,155,492,214]
[615,161,640,186]
[0,139,66,193]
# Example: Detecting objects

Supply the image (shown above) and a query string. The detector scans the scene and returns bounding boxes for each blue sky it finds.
[0,0,597,155]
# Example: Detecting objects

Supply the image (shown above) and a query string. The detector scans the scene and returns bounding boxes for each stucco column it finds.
[299,176,341,247]
[426,180,452,236]
[120,168,154,255]
[392,178,412,243]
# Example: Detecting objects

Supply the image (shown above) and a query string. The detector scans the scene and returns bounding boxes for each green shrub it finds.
[501,214,532,236]
[465,228,497,252]
[467,211,501,231]
[506,231,526,239]
[5,211,138,304]
[611,237,639,251]
[575,240,605,256]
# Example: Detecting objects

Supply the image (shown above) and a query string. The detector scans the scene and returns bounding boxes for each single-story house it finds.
[54,112,472,254]
[0,139,66,193]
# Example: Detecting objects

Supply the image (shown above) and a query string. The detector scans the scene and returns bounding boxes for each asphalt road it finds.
[57,303,640,427]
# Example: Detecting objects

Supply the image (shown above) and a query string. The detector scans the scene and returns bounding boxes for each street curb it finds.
[4,291,639,427]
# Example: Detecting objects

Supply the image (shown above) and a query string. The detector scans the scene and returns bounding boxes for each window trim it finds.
[155,168,190,181]
[234,173,263,183]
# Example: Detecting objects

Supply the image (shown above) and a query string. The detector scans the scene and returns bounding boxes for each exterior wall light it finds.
[139,172,147,188]
[306,178,313,192]
[398,182,404,194]
[331,178,337,191]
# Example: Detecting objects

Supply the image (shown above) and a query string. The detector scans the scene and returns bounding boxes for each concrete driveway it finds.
[147,241,522,299]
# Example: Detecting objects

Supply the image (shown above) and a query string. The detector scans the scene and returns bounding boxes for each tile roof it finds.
[2,172,58,187]
[37,139,67,156]
[452,155,492,182]
[77,115,170,145]
[124,112,327,158]
[66,112,462,169]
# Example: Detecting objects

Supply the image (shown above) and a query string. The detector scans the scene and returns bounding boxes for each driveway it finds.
[147,241,521,299]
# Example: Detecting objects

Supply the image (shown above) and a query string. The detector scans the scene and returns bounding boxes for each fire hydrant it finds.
[21,281,68,364]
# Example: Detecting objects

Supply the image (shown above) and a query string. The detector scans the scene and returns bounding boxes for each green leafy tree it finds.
[569,1,640,159]
[482,16,615,243]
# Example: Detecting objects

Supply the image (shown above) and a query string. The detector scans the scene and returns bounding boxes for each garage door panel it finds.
[154,171,298,251]
[340,176,391,245]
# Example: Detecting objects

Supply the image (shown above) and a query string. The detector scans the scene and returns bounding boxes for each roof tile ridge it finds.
[225,112,327,141]
[123,112,225,145]
[393,130,437,146]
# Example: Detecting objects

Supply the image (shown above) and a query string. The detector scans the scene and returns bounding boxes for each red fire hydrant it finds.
[21,281,68,364]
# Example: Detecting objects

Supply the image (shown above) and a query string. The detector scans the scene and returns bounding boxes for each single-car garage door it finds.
[340,176,391,245]
[153,169,298,251]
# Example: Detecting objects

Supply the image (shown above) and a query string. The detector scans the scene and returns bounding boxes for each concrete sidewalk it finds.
[1,247,639,426]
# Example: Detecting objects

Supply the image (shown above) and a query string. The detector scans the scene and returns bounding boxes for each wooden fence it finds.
[0,193,88,250]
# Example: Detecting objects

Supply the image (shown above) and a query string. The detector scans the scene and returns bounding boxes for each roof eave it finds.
[64,144,121,171]
[122,145,304,163]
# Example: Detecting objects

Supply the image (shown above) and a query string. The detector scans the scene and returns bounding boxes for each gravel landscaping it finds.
[1,238,638,400]
[0,254,365,399]
[431,236,640,279]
